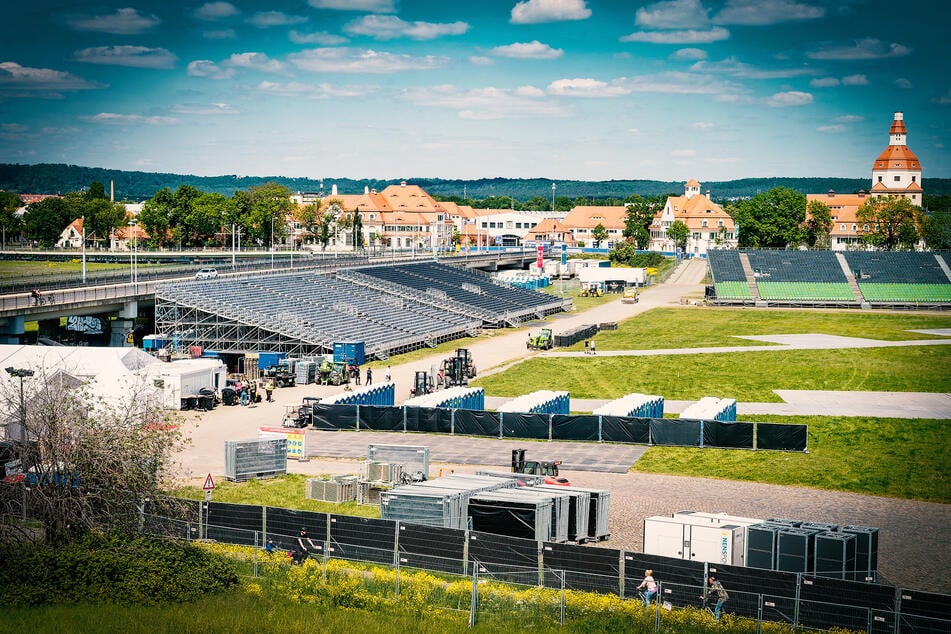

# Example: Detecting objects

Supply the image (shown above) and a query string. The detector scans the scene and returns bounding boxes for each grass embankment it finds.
[0,260,149,278]
[634,415,951,503]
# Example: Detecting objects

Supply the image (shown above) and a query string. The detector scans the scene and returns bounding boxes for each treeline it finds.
[4,163,950,202]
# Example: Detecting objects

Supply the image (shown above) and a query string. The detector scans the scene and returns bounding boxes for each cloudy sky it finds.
[1,0,948,182]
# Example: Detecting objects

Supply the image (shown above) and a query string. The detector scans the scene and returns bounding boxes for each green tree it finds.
[805,200,833,249]
[352,210,364,248]
[85,181,108,200]
[23,197,71,247]
[666,220,689,252]
[247,182,293,246]
[139,188,174,248]
[591,223,608,247]
[172,185,203,246]
[317,211,333,249]
[523,196,551,211]
[295,202,322,245]
[730,187,807,248]
[187,192,228,246]
[0,191,23,246]
[856,197,921,251]
[921,209,951,250]
[84,198,127,246]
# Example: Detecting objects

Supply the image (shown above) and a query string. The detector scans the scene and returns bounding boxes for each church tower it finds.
[870,112,922,206]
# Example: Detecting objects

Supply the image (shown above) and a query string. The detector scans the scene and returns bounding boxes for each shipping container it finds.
[643,515,747,566]
[333,341,366,365]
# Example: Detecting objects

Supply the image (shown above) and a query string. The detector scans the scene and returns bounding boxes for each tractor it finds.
[527,328,553,351]
[579,281,605,297]
[409,371,435,397]
[621,287,639,304]
[511,448,570,486]
[318,359,350,386]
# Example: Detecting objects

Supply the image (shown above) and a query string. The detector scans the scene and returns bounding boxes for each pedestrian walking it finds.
[590,339,596,355]
[384,365,392,382]
[702,575,729,620]
[636,569,657,606]
[31,288,41,305]
[365,368,373,385]
[240,385,249,406]
[265,378,275,402]
[354,365,361,385]
[584,340,590,355]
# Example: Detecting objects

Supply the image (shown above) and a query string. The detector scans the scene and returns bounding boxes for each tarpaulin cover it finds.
[705,562,783,620]
[502,412,549,439]
[404,406,449,433]
[205,501,262,546]
[897,588,951,634]
[551,415,599,441]
[358,405,404,431]
[468,498,540,541]
[601,416,650,443]
[757,423,808,451]
[799,575,895,610]
[329,514,395,565]
[650,419,701,446]
[452,409,501,437]
[311,403,357,430]
[543,542,619,594]
[397,523,466,575]
[703,420,755,448]
[468,530,539,573]
[623,551,705,605]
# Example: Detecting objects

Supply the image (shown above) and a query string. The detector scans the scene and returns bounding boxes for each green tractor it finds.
[527,328,553,351]
[318,359,350,386]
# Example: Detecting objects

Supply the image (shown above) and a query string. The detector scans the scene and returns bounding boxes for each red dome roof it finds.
[873,145,920,171]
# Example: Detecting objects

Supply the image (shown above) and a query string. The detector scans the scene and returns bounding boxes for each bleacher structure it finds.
[707,250,951,308]
[154,262,570,359]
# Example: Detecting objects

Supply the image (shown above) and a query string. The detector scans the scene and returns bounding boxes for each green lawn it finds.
[578,307,951,351]
[0,260,144,278]
[633,416,950,503]
[472,345,951,402]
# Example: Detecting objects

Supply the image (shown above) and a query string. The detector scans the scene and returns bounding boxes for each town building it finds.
[649,180,737,255]
[561,205,627,248]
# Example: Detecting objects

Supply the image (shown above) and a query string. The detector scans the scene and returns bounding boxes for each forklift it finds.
[439,348,476,388]
[511,448,570,486]
[410,371,435,397]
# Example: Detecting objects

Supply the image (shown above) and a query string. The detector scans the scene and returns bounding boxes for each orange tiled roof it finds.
[874,145,920,170]
[889,118,907,136]
[685,179,701,187]
[563,206,627,229]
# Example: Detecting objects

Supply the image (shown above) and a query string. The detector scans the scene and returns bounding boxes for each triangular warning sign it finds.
[202,473,215,491]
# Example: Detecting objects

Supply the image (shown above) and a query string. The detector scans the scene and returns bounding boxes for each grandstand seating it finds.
[707,251,754,300]
[745,251,855,302]
[843,252,951,303]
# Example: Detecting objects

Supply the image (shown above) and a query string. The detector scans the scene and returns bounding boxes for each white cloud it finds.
[670,149,696,157]
[841,74,867,86]
[257,81,379,99]
[67,8,160,34]
[546,78,629,97]
[203,29,236,39]
[1,123,29,133]
[515,85,545,97]
[895,78,912,89]
[344,15,469,41]
[636,0,710,29]
[228,52,286,73]
[401,84,572,120]
[817,124,846,133]
[186,60,235,79]
[470,56,494,66]
[308,0,395,11]
[193,2,239,20]
[288,48,448,73]
[690,121,714,129]
[671,48,708,61]
[171,103,239,115]
[510,0,592,24]
[0,62,105,94]
[290,30,349,46]
[807,38,911,61]
[810,77,839,87]
[80,113,178,125]
[620,27,729,44]
[247,11,307,28]
[627,128,640,134]
[934,90,951,105]
[763,90,813,107]
[615,71,744,96]
[835,114,863,123]
[714,0,824,25]
[73,46,178,69]
[488,41,563,59]
[690,57,813,79]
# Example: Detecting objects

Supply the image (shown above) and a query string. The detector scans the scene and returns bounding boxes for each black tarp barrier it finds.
[468,498,540,540]
[311,403,357,430]
[726,564,799,624]
[623,551,705,605]
[706,562,781,620]
[468,531,539,582]
[550,414,599,441]
[650,419,701,446]
[265,507,327,550]
[404,406,449,433]
[543,542,620,595]
[358,405,404,431]
[397,523,466,575]
[553,324,598,347]
[452,409,501,437]
[797,575,896,633]
[703,420,755,448]
[205,501,262,546]
[601,416,650,444]
[757,423,808,451]
[328,514,395,565]
[501,412,549,439]
[898,588,951,634]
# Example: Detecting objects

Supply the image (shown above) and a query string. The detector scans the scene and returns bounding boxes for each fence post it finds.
[598,415,603,443]
[253,531,259,578]
[699,420,704,448]
[560,571,566,625]
[548,414,553,441]
[756,594,764,634]
[537,541,544,587]
[451,408,455,435]
[867,607,873,634]
[262,505,267,543]
[463,529,470,576]
[654,581,661,632]
[793,574,801,628]
[468,561,479,628]
[499,412,504,439]
[403,406,407,432]
[355,404,360,431]
[618,552,625,598]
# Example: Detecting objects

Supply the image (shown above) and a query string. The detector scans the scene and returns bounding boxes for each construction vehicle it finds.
[318,359,350,386]
[579,281,605,297]
[511,448,570,486]
[261,363,296,388]
[410,371,435,397]
[621,287,639,304]
[527,328,553,350]
[439,348,476,388]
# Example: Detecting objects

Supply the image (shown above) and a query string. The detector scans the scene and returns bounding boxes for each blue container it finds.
[333,341,366,365]
[257,352,286,370]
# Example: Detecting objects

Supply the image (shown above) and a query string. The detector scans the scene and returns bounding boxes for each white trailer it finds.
[577,266,646,286]
[144,358,227,409]
[643,515,748,566]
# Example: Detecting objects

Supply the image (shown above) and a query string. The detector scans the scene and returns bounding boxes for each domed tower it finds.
[871,112,922,206]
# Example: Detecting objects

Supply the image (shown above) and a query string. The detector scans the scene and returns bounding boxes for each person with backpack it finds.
[636,568,657,606]
[703,575,729,619]
[293,528,317,564]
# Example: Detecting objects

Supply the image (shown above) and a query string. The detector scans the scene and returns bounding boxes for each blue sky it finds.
[1,0,948,183]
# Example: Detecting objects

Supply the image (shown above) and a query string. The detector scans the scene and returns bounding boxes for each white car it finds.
[195,268,218,280]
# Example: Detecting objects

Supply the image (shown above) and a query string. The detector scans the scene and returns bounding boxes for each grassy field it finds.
[539,278,618,312]
[472,345,951,401]
[0,260,146,278]
[567,307,951,351]
[633,415,950,503]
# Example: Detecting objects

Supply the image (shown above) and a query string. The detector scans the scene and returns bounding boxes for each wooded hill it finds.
[3,162,950,202]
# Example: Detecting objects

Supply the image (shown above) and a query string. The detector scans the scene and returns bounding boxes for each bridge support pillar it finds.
[119,300,138,319]
[111,319,135,347]
[0,316,25,344]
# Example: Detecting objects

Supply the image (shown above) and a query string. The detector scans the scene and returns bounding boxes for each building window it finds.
[840,224,846,231]
[878,176,883,183]
[894,176,900,182]
[912,176,916,183]
[863,224,869,231]
[851,224,857,231]
[717,220,724,227]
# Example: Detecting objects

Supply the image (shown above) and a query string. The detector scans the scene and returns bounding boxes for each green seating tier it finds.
[714,280,753,299]
[756,282,856,301]
[857,283,951,303]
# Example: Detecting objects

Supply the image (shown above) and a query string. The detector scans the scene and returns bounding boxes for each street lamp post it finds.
[270,215,275,271]
[128,219,138,286]
[551,182,556,212]
[81,215,87,285]
[6,366,33,519]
